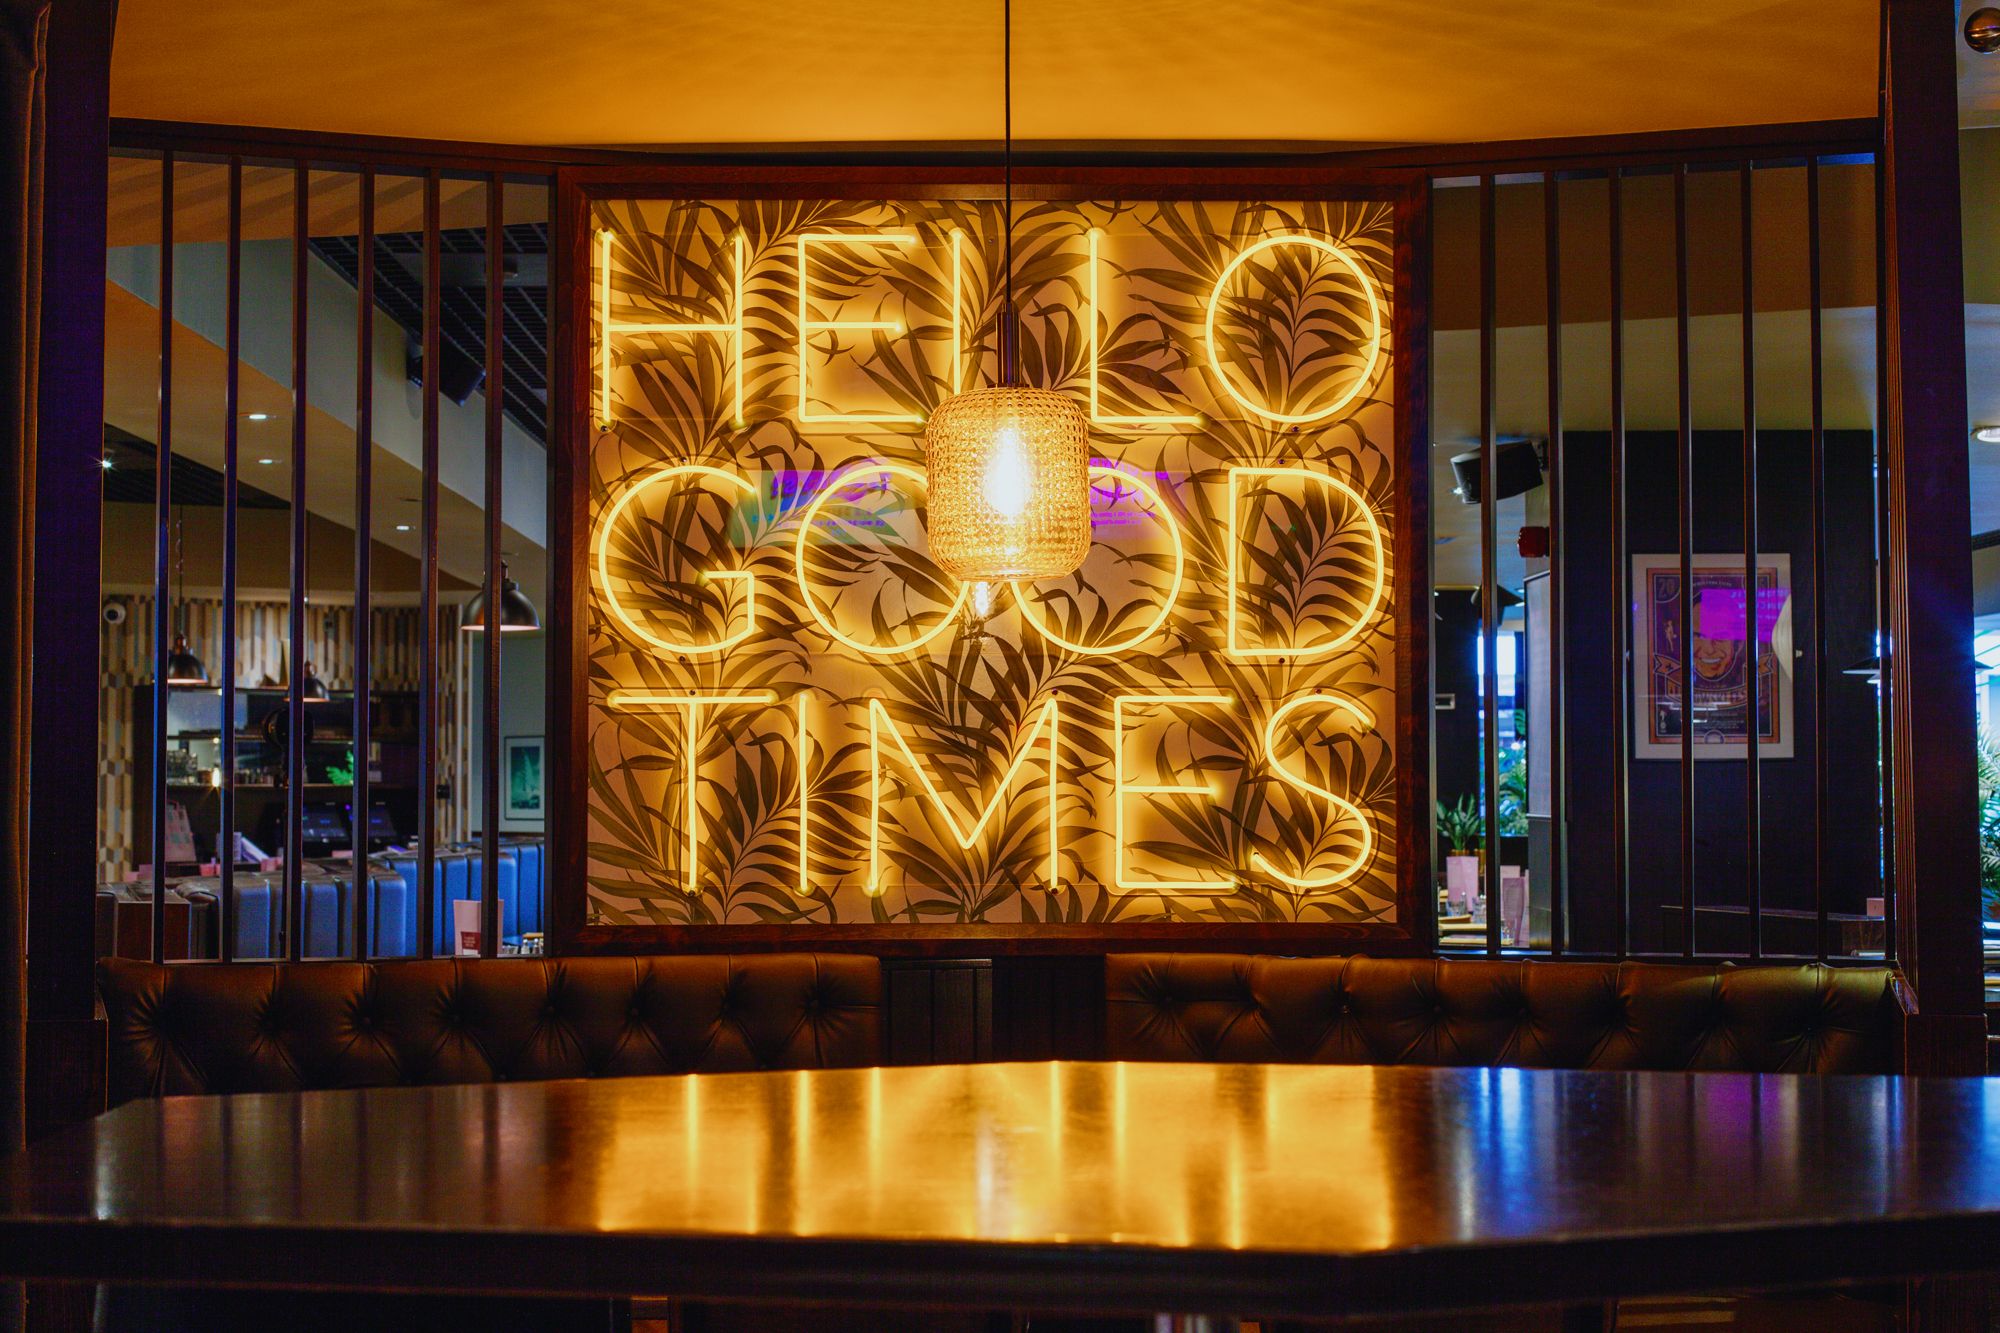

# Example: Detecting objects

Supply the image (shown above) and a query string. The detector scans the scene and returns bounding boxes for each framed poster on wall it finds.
[554,164,1429,951]
[504,735,545,823]
[1630,554,1794,760]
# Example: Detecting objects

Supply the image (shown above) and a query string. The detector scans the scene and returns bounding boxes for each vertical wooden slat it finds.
[1882,0,1980,1047]
[351,166,375,959]
[219,156,240,962]
[1807,157,1829,962]
[418,169,441,959]
[544,178,562,955]
[285,161,308,961]
[1543,169,1566,958]
[150,151,172,966]
[1398,177,1437,957]
[1479,175,1500,957]
[1673,163,1694,960]
[481,177,505,958]
[1740,162,1761,959]
[1874,147,1899,969]
[1609,168,1629,959]
[549,175,587,956]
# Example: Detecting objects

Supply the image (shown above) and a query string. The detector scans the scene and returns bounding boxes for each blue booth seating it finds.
[510,840,544,936]
[377,838,545,956]
[220,869,412,960]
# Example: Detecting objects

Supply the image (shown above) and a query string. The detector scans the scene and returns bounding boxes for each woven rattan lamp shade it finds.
[924,385,1090,581]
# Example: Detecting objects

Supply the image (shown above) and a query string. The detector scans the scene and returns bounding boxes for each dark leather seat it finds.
[97,953,882,1107]
[1106,953,1903,1074]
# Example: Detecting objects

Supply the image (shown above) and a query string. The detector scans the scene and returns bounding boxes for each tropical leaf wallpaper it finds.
[588,196,1399,927]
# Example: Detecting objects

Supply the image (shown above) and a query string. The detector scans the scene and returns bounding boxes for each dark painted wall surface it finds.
[1558,428,1882,955]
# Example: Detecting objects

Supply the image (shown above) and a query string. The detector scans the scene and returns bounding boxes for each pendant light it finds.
[461,559,542,633]
[163,503,210,686]
[923,0,1090,583]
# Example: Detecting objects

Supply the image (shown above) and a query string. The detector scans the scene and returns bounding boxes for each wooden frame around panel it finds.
[549,163,1432,957]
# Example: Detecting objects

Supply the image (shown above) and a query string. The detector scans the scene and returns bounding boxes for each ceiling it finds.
[110,1,1881,150]
[99,278,512,603]
[106,0,2000,602]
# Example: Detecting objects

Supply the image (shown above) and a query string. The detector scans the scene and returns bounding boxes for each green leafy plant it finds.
[324,746,354,790]
[1495,739,1529,839]
[1436,796,1483,856]
[1979,735,2000,917]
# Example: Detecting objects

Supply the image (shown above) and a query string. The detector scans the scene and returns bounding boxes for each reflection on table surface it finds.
[8,1061,1998,1261]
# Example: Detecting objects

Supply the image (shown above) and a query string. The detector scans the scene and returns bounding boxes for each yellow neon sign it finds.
[1088,228,1200,429]
[601,690,778,893]
[1112,693,1234,893]
[596,464,759,656]
[1010,464,1185,656]
[592,215,1401,905]
[1203,234,1381,426]
[598,229,744,430]
[796,232,923,427]
[793,460,969,656]
[867,697,1063,896]
[1226,466,1386,660]
[1248,692,1377,889]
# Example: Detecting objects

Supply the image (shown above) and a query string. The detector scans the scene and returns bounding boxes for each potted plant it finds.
[1437,796,1484,913]
[1979,736,2000,919]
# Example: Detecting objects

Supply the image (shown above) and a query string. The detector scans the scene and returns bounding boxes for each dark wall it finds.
[1560,429,1882,955]
[1433,588,1482,850]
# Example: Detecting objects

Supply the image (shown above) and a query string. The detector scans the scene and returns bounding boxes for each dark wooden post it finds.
[1880,0,1983,1073]
[24,0,112,1135]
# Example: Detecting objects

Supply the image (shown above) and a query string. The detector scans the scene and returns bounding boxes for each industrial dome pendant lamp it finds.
[163,503,210,687]
[923,0,1090,584]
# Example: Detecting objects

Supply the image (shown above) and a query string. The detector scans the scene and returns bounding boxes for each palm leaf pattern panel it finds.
[588,197,1398,926]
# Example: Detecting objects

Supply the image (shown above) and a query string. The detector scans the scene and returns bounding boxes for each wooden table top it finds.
[5,1061,2000,1318]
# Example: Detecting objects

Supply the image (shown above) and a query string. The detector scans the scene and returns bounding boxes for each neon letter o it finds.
[1011,465,1185,656]
[794,460,969,656]
[1204,234,1382,426]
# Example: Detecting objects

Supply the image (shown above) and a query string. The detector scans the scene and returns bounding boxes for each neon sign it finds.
[588,203,1397,908]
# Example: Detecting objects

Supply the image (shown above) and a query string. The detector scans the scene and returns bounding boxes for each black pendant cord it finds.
[172,506,185,639]
[999,0,1016,387]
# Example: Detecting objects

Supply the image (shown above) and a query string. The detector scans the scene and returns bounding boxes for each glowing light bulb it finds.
[982,425,1032,518]
[973,581,993,618]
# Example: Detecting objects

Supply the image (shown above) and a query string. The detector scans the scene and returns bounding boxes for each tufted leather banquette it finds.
[97,953,881,1107]
[1107,953,1905,1073]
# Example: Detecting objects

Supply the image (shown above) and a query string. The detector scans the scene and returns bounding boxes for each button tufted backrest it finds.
[1106,954,1904,1074]
[98,954,882,1107]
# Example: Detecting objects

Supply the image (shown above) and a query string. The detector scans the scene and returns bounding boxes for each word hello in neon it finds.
[597,229,1382,431]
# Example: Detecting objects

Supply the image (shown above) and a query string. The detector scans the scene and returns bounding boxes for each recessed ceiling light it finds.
[395,524,411,532]
[1975,426,2000,444]
[245,412,270,422]
[257,457,276,465]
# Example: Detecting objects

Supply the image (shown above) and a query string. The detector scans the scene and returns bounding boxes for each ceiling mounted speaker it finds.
[1449,438,1545,505]
[406,343,487,405]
